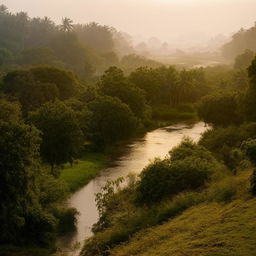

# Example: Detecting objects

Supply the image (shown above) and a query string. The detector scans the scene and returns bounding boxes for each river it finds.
[58,122,208,255]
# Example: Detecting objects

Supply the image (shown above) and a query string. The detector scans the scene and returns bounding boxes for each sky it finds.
[2,0,256,47]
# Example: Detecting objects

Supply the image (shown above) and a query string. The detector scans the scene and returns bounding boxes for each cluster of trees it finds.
[197,56,256,200]
[0,58,216,251]
[198,56,256,127]
[0,5,164,78]
[0,99,71,250]
[222,23,256,60]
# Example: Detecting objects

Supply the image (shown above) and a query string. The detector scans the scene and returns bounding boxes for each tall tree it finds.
[30,101,83,172]
[60,17,74,33]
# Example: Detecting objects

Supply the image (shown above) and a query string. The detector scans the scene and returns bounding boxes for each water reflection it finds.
[58,122,208,253]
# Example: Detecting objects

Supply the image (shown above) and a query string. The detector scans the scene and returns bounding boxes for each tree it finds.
[88,96,138,145]
[0,47,13,65]
[234,49,255,69]
[243,56,256,121]
[74,22,114,51]
[18,47,60,67]
[130,67,161,104]
[99,67,149,119]
[29,101,83,172]
[60,17,74,33]
[30,66,79,100]
[0,120,54,245]
[2,69,59,114]
[0,99,21,123]
[136,138,216,205]
[198,92,242,126]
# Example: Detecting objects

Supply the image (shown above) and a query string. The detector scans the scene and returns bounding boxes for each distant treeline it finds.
[0,5,161,78]
[222,23,256,61]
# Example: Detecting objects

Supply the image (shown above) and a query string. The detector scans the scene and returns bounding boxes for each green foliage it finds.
[30,66,79,100]
[241,139,256,166]
[0,6,134,78]
[222,25,256,60]
[136,139,215,205]
[169,137,215,162]
[243,56,256,121]
[0,120,60,248]
[0,99,21,122]
[55,207,78,234]
[130,66,207,106]
[81,158,246,256]
[18,47,61,67]
[29,100,83,171]
[120,54,161,73]
[75,22,114,52]
[110,194,256,256]
[0,47,13,65]
[199,122,256,169]
[234,49,255,69]
[152,104,196,121]
[99,67,149,119]
[60,152,107,192]
[2,69,59,114]
[198,92,242,126]
[88,96,138,145]
[250,169,256,195]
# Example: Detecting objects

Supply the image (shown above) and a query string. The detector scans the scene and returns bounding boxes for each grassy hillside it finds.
[110,171,255,256]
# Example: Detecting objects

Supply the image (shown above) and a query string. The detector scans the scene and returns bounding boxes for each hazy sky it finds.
[2,0,256,45]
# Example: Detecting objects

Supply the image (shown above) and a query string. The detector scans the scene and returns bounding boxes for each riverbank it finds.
[59,104,198,194]
[60,152,108,193]
[57,122,207,256]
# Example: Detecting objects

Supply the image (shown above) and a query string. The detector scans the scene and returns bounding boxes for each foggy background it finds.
[2,0,256,50]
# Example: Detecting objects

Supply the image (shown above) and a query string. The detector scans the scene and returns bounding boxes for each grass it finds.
[81,169,253,256]
[152,104,197,122]
[111,199,256,256]
[59,152,107,193]
[109,171,255,256]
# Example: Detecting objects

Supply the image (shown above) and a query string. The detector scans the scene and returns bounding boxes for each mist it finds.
[2,0,256,49]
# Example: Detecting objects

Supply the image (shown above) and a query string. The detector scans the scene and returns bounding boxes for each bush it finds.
[136,157,212,205]
[88,96,138,145]
[197,92,242,126]
[56,207,79,234]
[199,123,256,168]
[241,138,256,166]
[169,137,215,162]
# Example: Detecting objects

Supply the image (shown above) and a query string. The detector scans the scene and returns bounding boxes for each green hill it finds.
[110,171,256,256]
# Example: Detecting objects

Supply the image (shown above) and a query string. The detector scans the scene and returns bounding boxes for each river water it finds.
[58,122,208,255]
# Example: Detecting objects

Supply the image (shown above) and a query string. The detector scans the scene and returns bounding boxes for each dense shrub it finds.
[169,137,215,162]
[88,96,138,145]
[241,138,256,166]
[197,92,242,126]
[56,207,79,234]
[136,158,212,205]
[200,123,256,168]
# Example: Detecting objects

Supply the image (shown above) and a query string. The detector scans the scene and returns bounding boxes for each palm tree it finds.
[60,17,74,33]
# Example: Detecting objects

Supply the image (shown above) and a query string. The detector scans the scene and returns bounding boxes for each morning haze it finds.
[2,0,256,256]
[2,0,256,48]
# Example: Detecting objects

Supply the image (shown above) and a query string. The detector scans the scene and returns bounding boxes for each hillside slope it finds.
[111,173,256,256]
